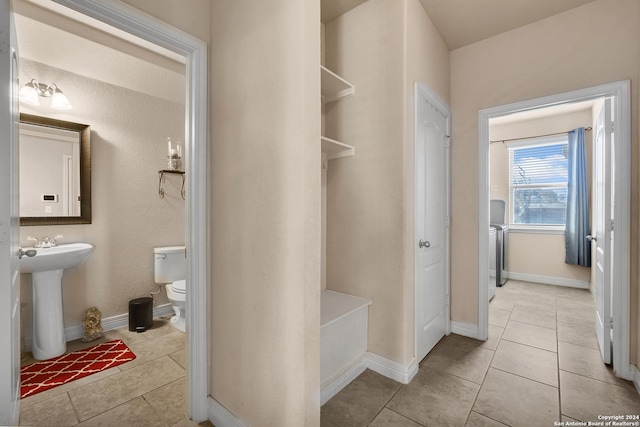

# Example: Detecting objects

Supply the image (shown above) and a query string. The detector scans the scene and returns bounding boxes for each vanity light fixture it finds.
[19,79,73,110]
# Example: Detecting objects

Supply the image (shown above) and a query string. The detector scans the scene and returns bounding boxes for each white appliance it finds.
[489,226,497,300]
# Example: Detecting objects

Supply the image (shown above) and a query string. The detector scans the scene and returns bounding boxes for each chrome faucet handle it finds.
[41,237,52,248]
[52,235,64,246]
[27,236,41,248]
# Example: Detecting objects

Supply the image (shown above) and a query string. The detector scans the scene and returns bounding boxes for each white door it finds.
[591,98,613,365]
[0,0,22,423]
[415,84,450,362]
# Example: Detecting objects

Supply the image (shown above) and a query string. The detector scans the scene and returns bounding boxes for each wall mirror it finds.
[20,114,91,226]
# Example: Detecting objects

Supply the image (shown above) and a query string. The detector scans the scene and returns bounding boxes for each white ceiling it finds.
[322,0,597,50]
[14,0,185,104]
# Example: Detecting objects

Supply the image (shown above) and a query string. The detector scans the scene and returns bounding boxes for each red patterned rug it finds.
[21,339,136,398]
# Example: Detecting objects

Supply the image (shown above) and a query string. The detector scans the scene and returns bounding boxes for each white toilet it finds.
[154,246,187,332]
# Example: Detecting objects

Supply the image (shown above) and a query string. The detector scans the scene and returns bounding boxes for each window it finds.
[508,136,568,227]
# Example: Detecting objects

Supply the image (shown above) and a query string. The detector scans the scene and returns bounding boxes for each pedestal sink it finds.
[19,243,94,360]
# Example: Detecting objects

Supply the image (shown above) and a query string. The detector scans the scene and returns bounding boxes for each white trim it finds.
[320,357,368,405]
[478,80,632,380]
[414,82,452,361]
[208,397,248,427]
[52,0,210,420]
[506,272,589,289]
[366,352,419,385]
[450,321,480,340]
[508,227,565,235]
[631,365,640,396]
[24,303,174,351]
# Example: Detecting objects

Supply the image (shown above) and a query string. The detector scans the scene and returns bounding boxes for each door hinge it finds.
[444,135,451,148]
[445,216,450,227]
[608,219,614,231]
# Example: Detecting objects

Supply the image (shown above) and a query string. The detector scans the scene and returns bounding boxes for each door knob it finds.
[418,240,431,248]
[586,234,597,242]
[18,248,37,259]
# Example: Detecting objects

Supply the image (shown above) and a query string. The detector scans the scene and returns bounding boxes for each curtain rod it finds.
[490,126,592,144]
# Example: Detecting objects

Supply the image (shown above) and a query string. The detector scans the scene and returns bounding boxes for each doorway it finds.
[9,0,209,421]
[477,81,631,380]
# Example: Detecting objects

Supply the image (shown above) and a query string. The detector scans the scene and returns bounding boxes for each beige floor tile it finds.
[518,282,558,295]
[465,411,508,427]
[119,331,187,371]
[560,371,640,422]
[556,307,594,326]
[169,349,188,369]
[514,297,557,314]
[170,419,214,427]
[473,368,559,427]
[558,341,632,387]
[20,366,121,408]
[556,321,599,349]
[489,296,518,312]
[555,286,593,300]
[387,367,479,426]
[19,392,79,426]
[69,355,185,422]
[509,305,556,329]
[502,320,557,352]
[321,369,401,426]
[421,335,494,384]
[369,408,422,426]
[320,417,341,427]
[102,327,152,347]
[141,317,181,340]
[481,324,504,351]
[76,396,166,427]
[489,307,511,328]
[144,377,188,425]
[491,340,558,387]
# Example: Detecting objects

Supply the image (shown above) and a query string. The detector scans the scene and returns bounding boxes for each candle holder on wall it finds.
[166,137,183,171]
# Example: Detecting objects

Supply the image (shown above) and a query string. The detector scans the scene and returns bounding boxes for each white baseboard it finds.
[507,272,590,289]
[23,303,174,351]
[632,365,640,396]
[366,352,418,385]
[321,357,368,405]
[208,397,247,427]
[451,321,480,339]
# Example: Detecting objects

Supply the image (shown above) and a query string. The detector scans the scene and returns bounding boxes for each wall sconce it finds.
[19,79,73,110]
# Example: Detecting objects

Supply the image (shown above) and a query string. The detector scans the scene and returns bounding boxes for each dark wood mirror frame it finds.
[20,114,92,226]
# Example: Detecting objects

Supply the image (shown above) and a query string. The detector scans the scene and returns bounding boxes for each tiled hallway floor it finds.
[19,317,213,427]
[321,280,640,426]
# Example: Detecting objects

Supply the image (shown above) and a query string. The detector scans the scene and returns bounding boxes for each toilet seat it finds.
[170,279,186,294]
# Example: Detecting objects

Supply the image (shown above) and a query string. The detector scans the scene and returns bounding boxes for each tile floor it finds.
[19,317,214,427]
[321,280,640,427]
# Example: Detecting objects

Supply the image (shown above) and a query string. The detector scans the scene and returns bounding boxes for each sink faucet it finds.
[27,236,41,248]
[28,235,63,248]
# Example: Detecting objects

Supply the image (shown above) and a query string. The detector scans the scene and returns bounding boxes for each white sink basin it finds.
[20,242,94,360]
[19,243,94,273]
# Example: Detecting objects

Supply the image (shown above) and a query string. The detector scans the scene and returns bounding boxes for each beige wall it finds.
[19,59,184,335]
[490,110,592,284]
[450,0,639,368]
[325,0,449,365]
[210,0,321,425]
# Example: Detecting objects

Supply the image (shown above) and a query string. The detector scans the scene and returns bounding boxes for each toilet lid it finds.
[171,280,186,293]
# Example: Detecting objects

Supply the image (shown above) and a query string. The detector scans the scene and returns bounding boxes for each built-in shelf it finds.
[321,65,354,104]
[158,169,185,200]
[321,136,355,160]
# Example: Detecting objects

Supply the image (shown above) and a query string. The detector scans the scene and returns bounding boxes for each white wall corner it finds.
[366,352,418,385]
[208,397,248,427]
[450,321,480,340]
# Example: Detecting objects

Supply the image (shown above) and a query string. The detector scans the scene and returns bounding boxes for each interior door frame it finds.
[414,82,451,361]
[52,0,210,420]
[477,80,631,380]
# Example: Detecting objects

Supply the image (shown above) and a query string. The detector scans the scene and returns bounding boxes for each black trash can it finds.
[129,297,153,332]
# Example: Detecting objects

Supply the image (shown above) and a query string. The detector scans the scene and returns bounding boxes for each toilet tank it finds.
[154,246,186,283]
